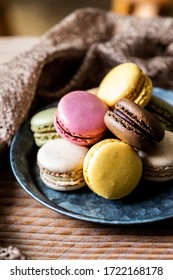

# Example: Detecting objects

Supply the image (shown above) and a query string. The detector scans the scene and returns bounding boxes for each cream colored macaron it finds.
[83,139,142,199]
[37,138,88,191]
[138,130,173,182]
[97,62,152,107]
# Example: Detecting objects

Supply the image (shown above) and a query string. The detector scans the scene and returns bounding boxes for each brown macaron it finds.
[104,98,165,152]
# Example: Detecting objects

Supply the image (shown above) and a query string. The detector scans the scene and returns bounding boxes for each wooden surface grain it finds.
[0,37,173,260]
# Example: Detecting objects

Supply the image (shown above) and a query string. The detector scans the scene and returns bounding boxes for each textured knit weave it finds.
[0,7,173,153]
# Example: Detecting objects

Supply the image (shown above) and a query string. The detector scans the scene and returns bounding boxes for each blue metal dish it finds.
[10,88,173,224]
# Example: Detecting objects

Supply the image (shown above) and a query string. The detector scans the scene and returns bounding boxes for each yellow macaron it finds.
[83,139,142,200]
[97,62,152,107]
[87,87,98,95]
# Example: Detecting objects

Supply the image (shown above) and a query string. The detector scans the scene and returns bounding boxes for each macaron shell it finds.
[37,138,88,191]
[104,110,153,152]
[56,91,108,137]
[40,171,86,191]
[134,76,152,107]
[31,107,57,132]
[97,62,148,107]
[31,107,59,147]
[139,130,173,181]
[115,98,165,141]
[146,95,173,132]
[84,139,142,199]
[37,138,88,173]
[104,98,165,152]
[87,88,98,95]
[54,115,104,146]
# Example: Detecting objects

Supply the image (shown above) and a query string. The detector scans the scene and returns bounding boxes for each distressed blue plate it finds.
[10,88,173,224]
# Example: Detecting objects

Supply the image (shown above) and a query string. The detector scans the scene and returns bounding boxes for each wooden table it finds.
[1,37,173,260]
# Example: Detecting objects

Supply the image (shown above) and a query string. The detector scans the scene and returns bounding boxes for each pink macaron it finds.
[54,91,109,146]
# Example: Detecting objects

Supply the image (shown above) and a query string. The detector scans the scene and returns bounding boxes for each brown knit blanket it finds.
[0,7,173,153]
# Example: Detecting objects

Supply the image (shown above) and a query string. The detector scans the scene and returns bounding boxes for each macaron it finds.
[87,87,98,95]
[54,90,109,146]
[104,98,165,152]
[146,95,173,132]
[31,107,59,147]
[97,62,152,107]
[138,130,173,182]
[83,139,142,199]
[37,138,88,191]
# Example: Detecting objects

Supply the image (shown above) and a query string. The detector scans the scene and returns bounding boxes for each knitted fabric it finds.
[0,7,173,152]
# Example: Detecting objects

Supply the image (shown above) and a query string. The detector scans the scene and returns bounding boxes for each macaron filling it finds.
[31,124,55,133]
[55,115,103,144]
[112,103,164,142]
[143,166,173,181]
[151,106,173,123]
[40,172,86,190]
[34,131,59,139]
[146,96,173,132]
[39,168,85,186]
[138,131,173,182]
[97,62,152,107]
[111,109,157,143]
[126,73,145,102]
[134,77,152,106]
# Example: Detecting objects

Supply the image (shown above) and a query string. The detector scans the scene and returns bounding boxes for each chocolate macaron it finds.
[104,98,165,152]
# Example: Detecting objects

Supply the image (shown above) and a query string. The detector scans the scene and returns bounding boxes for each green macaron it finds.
[146,96,173,132]
[30,107,60,147]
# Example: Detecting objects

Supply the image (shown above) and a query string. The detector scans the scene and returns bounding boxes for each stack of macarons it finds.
[30,62,173,200]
